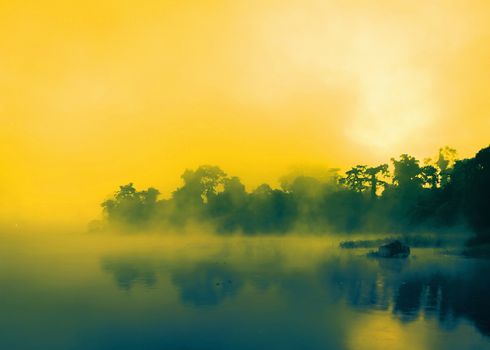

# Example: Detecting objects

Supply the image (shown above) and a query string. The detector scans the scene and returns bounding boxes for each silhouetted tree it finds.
[101,183,160,226]
[365,164,389,199]
[207,176,248,232]
[173,165,227,205]
[99,145,490,244]
[437,146,457,186]
[420,165,439,189]
[340,165,368,192]
[450,146,490,242]
[391,154,423,189]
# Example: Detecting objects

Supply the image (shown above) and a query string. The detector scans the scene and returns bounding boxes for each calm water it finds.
[1,230,490,350]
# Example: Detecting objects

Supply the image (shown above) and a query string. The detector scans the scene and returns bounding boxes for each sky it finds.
[0,0,489,224]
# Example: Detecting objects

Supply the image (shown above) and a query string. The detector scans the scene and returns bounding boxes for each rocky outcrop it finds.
[370,240,410,258]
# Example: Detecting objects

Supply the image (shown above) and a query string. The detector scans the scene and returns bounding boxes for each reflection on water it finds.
[171,263,244,307]
[101,256,158,290]
[1,232,490,350]
[321,255,490,334]
[102,248,490,338]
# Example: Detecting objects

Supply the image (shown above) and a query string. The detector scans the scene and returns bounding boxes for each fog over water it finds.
[1,229,489,350]
[2,2,490,349]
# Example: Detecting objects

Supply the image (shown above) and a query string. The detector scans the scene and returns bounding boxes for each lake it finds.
[1,230,490,350]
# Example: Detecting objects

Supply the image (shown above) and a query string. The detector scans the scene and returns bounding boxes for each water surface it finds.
[1,231,490,350]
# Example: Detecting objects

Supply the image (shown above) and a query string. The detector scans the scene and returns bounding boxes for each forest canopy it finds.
[100,145,490,241]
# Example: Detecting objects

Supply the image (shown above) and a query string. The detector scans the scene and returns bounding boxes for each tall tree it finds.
[420,165,439,188]
[391,154,422,188]
[340,165,368,192]
[173,165,227,206]
[365,164,389,199]
[436,146,457,186]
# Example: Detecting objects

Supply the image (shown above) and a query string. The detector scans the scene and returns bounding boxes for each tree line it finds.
[100,145,490,242]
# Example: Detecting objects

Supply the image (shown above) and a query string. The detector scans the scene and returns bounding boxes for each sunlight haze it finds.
[1,0,489,223]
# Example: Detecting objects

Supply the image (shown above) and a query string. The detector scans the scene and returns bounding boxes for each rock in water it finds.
[377,240,410,258]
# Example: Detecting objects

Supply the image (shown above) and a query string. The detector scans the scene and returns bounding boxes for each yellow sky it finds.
[1,0,489,223]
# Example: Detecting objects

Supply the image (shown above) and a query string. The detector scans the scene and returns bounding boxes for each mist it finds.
[92,145,490,251]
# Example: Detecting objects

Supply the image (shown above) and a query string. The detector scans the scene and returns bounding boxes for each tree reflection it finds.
[171,263,244,306]
[319,257,490,334]
[101,256,157,290]
[101,253,490,337]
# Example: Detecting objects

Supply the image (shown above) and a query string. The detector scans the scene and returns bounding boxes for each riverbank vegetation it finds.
[99,145,490,244]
